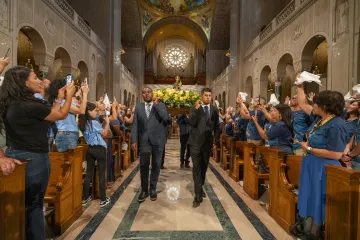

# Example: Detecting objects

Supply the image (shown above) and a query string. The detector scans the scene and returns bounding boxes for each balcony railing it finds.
[244,0,317,59]
[43,0,106,54]
[121,64,139,86]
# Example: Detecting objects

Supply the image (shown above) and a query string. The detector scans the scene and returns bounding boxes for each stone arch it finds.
[244,76,253,100]
[277,53,295,102]
[218,94,222,109]
[17,26,47,76]
[77,60,89,83]
[260,65,272,101]
[48,47,72,80]
[124,89,128,106]
[301,34,328,93]
[96,72,105,100]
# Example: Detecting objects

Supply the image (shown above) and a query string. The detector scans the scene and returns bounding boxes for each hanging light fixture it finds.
[312,47,321,76]
[226,49,230,57]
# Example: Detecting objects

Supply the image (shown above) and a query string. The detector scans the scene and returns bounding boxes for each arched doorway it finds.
[260,65,272,101]
[245,76,253,100]
[218,94,222,110]
[17,26,46,77]
[127,92,132,108]
[131,94,135,108]
[301,35,328,93]
[124,90,127,106]
[96,72,104,100]
[77,61,89,83]
[48,47,72,80]
[277,53,295,102]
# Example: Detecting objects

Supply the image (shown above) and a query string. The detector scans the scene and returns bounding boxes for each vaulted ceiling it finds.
[121,0,230,50]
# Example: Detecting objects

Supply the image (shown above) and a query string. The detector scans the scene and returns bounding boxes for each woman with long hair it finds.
[47,79,88,152]
[0,66,76,239]
[79,102,110,208]
[252,104,294,155]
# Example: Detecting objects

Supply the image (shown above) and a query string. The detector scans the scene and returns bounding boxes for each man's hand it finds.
[194,100,202,110]
[132,143,137,152]
[66,82,76,97]
[153,97,159,104]
[0,157,22,176]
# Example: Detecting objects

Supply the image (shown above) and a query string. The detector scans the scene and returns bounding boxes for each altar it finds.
[167,107,191,116]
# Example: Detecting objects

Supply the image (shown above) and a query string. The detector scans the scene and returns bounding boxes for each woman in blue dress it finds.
[252,104,294,155]
[297,87,347,238]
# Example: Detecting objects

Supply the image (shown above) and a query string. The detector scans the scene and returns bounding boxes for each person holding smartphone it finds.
[47,78,89,152]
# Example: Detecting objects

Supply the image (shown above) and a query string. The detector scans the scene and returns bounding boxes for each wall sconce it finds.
[120,48,125,55]
[225,49,230,57]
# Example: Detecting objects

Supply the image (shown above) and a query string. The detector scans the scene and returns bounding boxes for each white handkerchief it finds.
[268,94,280,106]
[238,92,248,102]
[353,84,360,94]
[214,100,220,108]
[344,92,353,101]
[0,76,3,86]
[294,71,322,86]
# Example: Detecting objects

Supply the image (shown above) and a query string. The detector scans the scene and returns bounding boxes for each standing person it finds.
[188,88,220,208]
[79,102,111,208]
[0,66,76,240]
[161,113,172,169]
[177,113,191,168]
[131,87,169,202]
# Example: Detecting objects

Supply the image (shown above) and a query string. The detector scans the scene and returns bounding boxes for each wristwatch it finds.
[306,146,312,154]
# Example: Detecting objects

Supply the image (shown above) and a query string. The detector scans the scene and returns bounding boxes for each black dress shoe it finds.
[150,190,157,201]
[138,191,149,203]
[192,196,203,208]
[201,189,206,198]
[180,162,184,168]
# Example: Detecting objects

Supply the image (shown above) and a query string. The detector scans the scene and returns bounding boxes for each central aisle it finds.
[71,138,291,240]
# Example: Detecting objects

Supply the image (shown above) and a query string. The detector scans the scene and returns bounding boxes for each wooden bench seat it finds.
[268,150,302,233]
[243,144,270,200]
[0,163,27,240]
[229,141,247,182]
[45,146,84,235]
[220,135,232,170]
[325,165,360,239]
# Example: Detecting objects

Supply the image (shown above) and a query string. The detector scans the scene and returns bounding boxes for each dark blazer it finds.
[131,102,169,148]
[177,114,191,136]
[187,105,220,148]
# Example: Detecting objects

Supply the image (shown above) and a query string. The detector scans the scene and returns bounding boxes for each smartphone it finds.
[4,48,10,58]
[66,74,72,85]
[84,77,88,84]
[114,96,117,102]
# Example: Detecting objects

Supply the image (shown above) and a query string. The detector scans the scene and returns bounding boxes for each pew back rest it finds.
[235,141,246,157]
[225,137,232,150]
[283,156,302,189]
[255,146,271,171]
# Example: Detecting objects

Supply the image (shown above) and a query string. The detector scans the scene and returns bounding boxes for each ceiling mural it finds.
[138,0,215,40]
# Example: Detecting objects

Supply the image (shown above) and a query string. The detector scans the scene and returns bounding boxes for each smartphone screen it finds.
[66,74,72,85]
[84,77,87,84]
[4,48,10,58]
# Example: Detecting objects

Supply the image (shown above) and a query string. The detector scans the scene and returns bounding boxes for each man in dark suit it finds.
[177,114,191,168]
[188,88,220,207]
[131,87,169,202]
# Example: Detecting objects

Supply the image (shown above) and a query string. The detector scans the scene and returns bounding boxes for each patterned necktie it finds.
[146,103,151,118]
[204,105,210,121]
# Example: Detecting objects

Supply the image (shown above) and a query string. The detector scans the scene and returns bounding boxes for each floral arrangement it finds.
[153,88,200,108]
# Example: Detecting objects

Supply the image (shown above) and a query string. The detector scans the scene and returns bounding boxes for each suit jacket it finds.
[177,115,191,136]
[131,102,169,148]
[187,105,220,148]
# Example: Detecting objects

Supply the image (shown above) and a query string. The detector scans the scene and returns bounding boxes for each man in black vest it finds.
[187,88,220,207]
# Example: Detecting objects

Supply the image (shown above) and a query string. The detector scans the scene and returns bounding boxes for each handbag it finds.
[290,215,312,237]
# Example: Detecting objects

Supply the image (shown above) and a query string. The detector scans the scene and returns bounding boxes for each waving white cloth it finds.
[268,94,280,106]
[0,76,3,86]
[353,84,360,94]
[344,92,353,101]
[294,71,322,86]
[214,100,220,108]
[238,92,248,102]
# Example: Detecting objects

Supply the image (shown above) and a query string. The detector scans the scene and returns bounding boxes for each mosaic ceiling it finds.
[138,0,215,39]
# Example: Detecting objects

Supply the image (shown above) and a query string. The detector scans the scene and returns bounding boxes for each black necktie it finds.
[204,105,210,121]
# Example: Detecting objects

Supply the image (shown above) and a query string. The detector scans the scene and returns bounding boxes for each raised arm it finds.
[297,84,313,115]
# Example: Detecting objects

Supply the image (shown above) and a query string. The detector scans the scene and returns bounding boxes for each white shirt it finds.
[202,104,210,113]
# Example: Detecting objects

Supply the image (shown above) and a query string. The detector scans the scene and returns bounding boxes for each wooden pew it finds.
[0,163,27,240]
[325,165,360,240]
[221,136,233,171]
[268,150,302,233]
[243,145,270,200]
[113,136,123,180]
[122,133,131,169]
[45,147,84,235]
[229,141,247,182]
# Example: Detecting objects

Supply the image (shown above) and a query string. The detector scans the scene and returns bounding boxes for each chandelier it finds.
[162,45,189,69]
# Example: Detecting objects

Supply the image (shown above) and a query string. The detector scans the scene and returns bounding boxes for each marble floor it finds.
[54,138,293,240]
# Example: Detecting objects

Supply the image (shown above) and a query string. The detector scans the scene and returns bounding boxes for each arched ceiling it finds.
[146,23,205,52]
[138,0,215,39]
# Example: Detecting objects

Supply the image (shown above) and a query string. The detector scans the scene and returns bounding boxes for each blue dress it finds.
[297,116,347,224]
